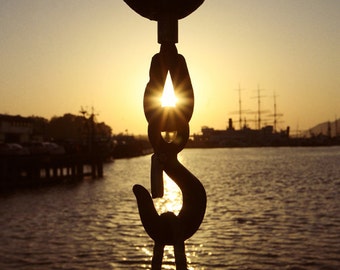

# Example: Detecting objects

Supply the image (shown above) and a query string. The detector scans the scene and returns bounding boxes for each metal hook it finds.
[123,1,207,264]
[133,45,206,269]
[133,152,206,269]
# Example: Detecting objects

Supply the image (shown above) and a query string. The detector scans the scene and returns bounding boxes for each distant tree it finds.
[28,116,49,140]
[95,122,112,140]
[46,113,112,143]
[47,114,84,142]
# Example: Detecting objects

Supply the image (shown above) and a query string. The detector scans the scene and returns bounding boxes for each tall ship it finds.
[190,119,290,148]
[188,85,340,148]
[189,86,290,147]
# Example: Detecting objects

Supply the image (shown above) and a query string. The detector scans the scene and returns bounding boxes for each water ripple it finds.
[0,147,339,269]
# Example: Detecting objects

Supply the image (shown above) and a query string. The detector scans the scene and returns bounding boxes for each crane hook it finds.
[123,1,207,268]
[133,152,206,269]
[133,44,207,269]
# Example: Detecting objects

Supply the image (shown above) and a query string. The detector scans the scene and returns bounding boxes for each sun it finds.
[161,72,178,107]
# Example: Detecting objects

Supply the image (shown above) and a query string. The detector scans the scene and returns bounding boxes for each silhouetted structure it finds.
[0,113,112,191]
[0,114,34,143]
[0,153,104,191]
[190,118,290,147]
[112,134,152,158]
[189,118,340,148]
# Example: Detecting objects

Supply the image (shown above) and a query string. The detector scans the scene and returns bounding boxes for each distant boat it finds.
[188,118,290,148]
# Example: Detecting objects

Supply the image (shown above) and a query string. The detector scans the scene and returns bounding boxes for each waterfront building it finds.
[0,114,33,143]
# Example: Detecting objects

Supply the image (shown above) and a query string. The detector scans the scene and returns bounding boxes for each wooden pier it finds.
[0,153,105,190]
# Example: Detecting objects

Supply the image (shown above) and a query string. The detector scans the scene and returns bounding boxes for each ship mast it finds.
[272,91,283,133]
[256,85,265,130]
[236,84,245,129]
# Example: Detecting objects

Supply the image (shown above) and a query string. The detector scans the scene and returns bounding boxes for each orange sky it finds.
[1,0,339,135]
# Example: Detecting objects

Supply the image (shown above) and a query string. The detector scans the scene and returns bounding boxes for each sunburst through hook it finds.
[123,1,206,269]
[133,45,206,269]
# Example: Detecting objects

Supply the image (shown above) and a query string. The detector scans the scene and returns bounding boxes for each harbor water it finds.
[0,147,339,269]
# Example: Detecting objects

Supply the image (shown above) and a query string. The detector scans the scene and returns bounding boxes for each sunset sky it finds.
[1,0,339,135]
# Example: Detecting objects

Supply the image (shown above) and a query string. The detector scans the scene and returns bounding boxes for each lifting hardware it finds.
[124,0,204,43]
[124,1,206,269]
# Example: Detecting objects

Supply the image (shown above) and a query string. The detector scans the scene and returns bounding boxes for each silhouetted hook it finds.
[134,44,206,269]
[133,152,206,269]
[133,154,206,242]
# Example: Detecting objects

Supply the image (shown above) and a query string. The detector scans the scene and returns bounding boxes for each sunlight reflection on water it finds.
[154,173,183,216]
[1,147,340,270]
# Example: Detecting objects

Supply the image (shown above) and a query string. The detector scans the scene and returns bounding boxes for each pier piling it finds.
[0,153,105,190]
